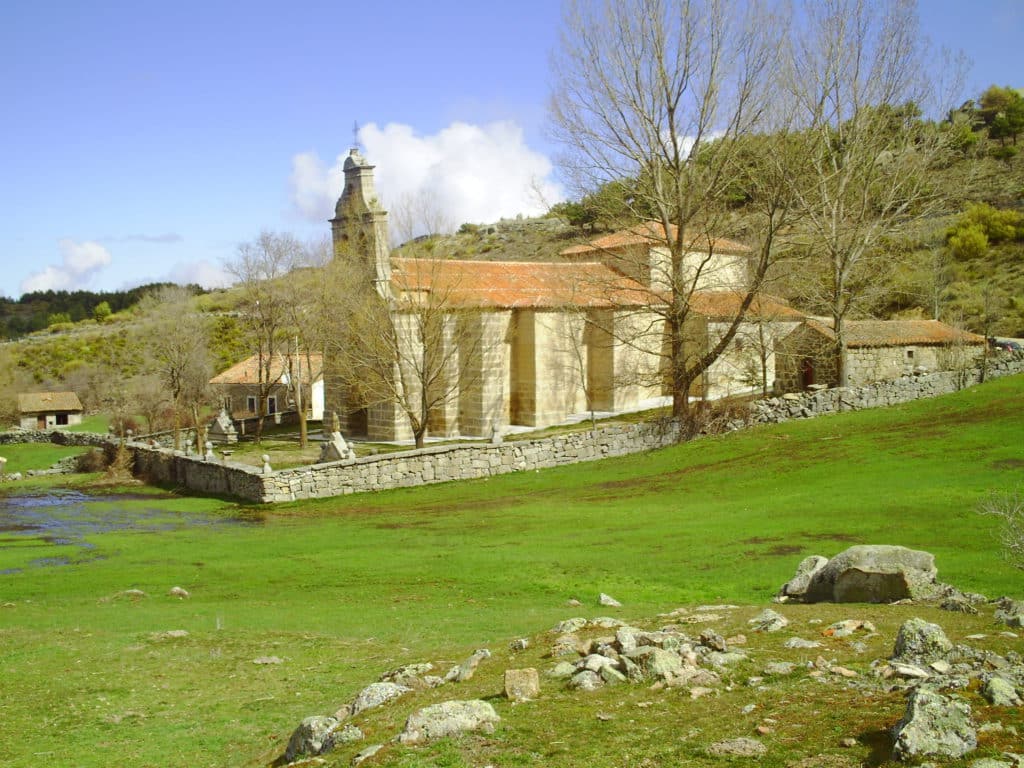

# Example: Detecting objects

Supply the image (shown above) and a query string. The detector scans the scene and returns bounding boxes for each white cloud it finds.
[289,121,564,238]
[20,239,113,293]
[166,260,233,289]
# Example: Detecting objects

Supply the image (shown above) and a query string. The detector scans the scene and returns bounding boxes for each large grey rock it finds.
[982,676,1023,706]
[891,687,976,761]
[283,715,339,762]
[803,545,938,603]
[892,618,953,663]
[398,700,500,744]
[350,681,412,715]
[624,646,683,680]
[779,555,829,600]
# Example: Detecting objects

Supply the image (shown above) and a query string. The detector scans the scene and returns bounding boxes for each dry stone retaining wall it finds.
[6,356,1022,503]
[752,355,1024,424]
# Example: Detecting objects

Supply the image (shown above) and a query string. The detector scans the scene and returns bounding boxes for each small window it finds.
[267,396,277,415]
[246,396,257,413]
[56,413,69,426]
[906,349,915,360]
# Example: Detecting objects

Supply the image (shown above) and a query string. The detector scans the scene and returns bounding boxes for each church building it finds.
[323,151,802,442]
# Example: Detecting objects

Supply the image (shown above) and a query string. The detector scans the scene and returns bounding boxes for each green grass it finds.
[0,375,1023,767]
[0,442,89,475]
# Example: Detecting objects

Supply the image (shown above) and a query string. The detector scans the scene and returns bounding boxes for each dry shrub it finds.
[978,488,1024,570]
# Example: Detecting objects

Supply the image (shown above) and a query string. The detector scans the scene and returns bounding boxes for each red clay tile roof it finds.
[560,221,750,257]
[210,353,324,385]
[389,258,659,309]
[18,391,83,414]
[803,318,985,347]
[686,292,806,321]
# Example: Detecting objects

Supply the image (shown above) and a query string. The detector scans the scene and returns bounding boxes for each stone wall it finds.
[751,354,1024,424]
[6,355,1022,505]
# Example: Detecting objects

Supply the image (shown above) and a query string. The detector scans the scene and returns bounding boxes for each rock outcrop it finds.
[780,545,940,603]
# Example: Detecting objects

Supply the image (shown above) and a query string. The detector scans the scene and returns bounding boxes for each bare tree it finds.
[138,285,214,450]
[325,202,490,448]
[550,0,797,424]
[979,489,1024,570]
[227,232,305,443]
[783,0,963,386]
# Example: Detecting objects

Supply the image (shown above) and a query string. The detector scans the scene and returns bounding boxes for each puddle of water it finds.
[0,490,249,573]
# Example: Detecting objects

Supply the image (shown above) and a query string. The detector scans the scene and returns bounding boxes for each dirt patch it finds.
[801,532,862,543]
[992,458,1024,470]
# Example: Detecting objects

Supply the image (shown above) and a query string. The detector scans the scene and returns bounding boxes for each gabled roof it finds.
[389,257,658,309]
[18,391,83,414]
[803,318,985,348]
[560,221,750,257]
[687,292,806,321]
[210,353,324,386]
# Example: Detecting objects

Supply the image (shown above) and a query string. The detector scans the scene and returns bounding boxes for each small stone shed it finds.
[776,318,985,390]
[17,391,84,430]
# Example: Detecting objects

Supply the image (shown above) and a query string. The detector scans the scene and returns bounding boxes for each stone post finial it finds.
[262,454,272,474]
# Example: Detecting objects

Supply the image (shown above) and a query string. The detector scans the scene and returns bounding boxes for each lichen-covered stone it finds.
[891,687,976,761]
[398,699,499,744]
[892,618,953,663]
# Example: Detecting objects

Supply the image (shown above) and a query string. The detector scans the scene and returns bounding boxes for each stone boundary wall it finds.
[0,430,109,447]
[4,355,1023,503]
[751,355,1024,424]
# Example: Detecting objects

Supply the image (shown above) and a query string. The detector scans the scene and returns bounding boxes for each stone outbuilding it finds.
[776,318,985,390]
[17,391,84,430]
[209,353,324,423]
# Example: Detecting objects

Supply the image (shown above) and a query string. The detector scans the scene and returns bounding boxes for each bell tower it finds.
[329,149,391,297]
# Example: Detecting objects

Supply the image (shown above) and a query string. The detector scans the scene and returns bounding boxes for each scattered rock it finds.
[252,656,284,665]
[940,595,978,614]
[840,737,858,748]
[785,637,822,649]
[547,662,576,679]
[168,586,190,599]
[504,668,540,701]
[398,700,499,745]
[982,676,1023,707]
[763,662,797,676]
[892,618,953,663]
[749,608,789,632]
[509,638,529,652]
[891,687,976,761]
[553,617,587,634]
[699,629,728,652]
[350,682,412,715]
[707,737,767,758]
[822,619,876,638]
[599,592,623,607]
[445,648,490,683]
[283,716,338,763]
[567,598,582,607]
[151,629,189,640]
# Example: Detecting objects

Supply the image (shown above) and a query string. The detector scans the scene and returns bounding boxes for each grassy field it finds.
[0,376,1022,767]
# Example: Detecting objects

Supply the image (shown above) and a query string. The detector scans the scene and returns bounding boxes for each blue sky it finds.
[0,0,1019,300]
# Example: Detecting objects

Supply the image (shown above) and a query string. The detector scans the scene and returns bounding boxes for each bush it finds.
[75,448,108,473]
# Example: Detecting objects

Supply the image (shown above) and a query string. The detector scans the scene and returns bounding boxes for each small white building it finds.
[18,391,84,430]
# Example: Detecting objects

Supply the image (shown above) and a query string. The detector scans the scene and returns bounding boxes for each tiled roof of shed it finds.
[210,353,324,385]
[803,318,985,347]
[18,391,83,414]
[560,221,750,256]
[389,258,658,309]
